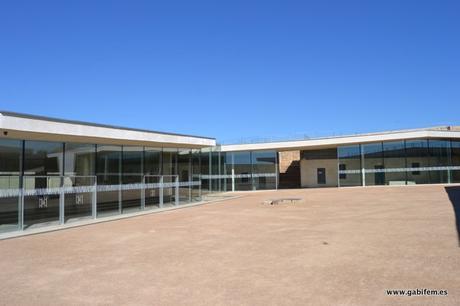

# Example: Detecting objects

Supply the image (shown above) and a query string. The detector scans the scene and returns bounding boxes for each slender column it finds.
[92,178,97,219]
[361,145,366,187]
[175,175,179,206]
[59,176,65,225]
[159,176,164,208]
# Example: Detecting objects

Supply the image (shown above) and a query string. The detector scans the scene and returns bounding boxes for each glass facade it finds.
[338,139,460,186]
[0,136,279,234]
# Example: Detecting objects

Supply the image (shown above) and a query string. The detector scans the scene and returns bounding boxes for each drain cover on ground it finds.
[263,198,302,205]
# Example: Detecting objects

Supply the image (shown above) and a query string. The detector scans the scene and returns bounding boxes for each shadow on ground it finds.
[445,186,460,246]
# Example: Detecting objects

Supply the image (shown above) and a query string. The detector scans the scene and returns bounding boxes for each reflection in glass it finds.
[428,140,450,183]
[144,148,161,208]
[252,151,277,190]
[451,141,460,183]
[405,140,430,184]
[162,148,177,206]
[338,145,362,187]
[64,143,96,222]
[96,145,121,216]
[191,149,201,201]
[362,143,384,186]
[23,141,63,228]
[0,139,22,232]
[233,151,252,190]
[122,146,143,212]
[178,149,191,204]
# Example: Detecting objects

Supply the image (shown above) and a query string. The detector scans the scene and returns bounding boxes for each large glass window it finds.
[23,140,63,228]
[178,149,191,204]
[362,143,384,186]
[405,140,430,184]
[252,151,277,190]
[382,141,406,185]
[162,148,177,206]
[200,149,210,194]
[191,149,201,201]
[338,145,361,187]
[211,151,220,192]
[96,145,121,216]
[233,151,252,190]
[0,139,22,232]
[144,147,161,208]
[122,146,143,212]
[452,141,460,183]
[64,143,96,222]
[428,140,450,183]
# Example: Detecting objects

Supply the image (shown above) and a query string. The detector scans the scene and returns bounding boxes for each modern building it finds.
[1,110,460,234]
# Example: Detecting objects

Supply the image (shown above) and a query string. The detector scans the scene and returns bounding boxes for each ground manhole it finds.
[263,198,303,205]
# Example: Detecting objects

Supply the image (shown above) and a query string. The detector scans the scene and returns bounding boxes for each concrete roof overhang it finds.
[0,111,216,148]
[220,127,460,152]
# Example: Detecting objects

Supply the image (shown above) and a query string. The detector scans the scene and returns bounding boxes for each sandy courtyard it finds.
[0,185,459,306]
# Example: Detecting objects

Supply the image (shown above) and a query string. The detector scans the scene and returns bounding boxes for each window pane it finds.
[405,140,430,184]
[178,149,191,204]
[122,146,143,212]
[252,151,277,190]
[23,141,63,228]
[338,145,361,187]
[452,141,460,183]
[200,149,210,194]
[162,148,177,206]
[64,143,95,222]
[428,140,450,183]
[144,147,161,208]
[0,139,22,232]
[96,145,121,216]
[382,141,406,185]
[233,151,252,190]
[362,143,384,186]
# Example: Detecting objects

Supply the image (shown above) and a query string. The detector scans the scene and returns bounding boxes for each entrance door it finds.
[317,168,326,185]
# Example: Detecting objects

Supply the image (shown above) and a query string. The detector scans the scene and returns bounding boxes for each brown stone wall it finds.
[278,150,301,188]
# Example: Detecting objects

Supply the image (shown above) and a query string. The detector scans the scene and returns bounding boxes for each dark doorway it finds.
[445,186,460,247]
[317,168,326,185]
[374,165,385,185]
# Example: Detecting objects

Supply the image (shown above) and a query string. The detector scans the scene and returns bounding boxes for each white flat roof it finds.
[220,126,460,152]
[0,111,216,148]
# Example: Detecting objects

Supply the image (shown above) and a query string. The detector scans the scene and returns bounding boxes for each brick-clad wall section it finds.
[278,150,301,188]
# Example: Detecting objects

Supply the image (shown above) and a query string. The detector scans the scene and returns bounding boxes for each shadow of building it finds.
[445,186,460,247]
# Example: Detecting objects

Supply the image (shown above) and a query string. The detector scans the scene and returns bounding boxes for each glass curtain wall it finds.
[122,146,143,212]
[252,151,277,190]
[23,140,63,228]
[211,150,220,192]
[63,143,96,222]
[0,139,22,232]
[144,147,161,208]
[405,140,430,184]
[338,145,362,187]
[96,145,121,216]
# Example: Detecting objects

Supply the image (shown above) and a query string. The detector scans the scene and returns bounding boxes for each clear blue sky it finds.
[1,0,459,143]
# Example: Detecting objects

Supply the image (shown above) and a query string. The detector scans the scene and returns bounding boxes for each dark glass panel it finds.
[233,151,252,190]
[144,147,161,208]
[338,145,361,187]
[451,141,460,183]
[23,141,63,228]
[405,140,430,184]
[162,148,177,206]
[191,149,201,202]
[362,143,384,186]
[428,140,450,184]
[96,145,121,216]
[178,149,191,204]
[252,151,277,190]
[0,139,21,232]
[200,149,210,194]
[122,146,143,212]
[382,141,406,185]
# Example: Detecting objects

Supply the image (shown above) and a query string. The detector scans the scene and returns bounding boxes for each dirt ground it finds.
[0,185,459,306]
